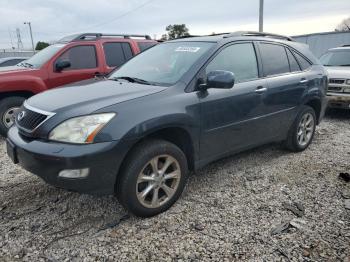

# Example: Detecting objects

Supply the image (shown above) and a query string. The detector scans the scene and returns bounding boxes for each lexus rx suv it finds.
[7,31,328,217]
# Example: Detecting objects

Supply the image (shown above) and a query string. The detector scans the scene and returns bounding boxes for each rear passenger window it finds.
[260,43,290,76]
[286,48,300,72]
[103,42,133,67]
[205,43,258,82]
[293,52,312,70]
[137,42,157,52]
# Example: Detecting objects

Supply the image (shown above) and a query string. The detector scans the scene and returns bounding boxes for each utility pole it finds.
[24,22,35,52]
[16,28,23,50]
[259,0,264,32]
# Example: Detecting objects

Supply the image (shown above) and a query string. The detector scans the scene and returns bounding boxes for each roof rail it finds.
[58,33,152,42]
[223,31,294,41]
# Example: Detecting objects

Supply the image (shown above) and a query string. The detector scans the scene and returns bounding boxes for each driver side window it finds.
[56,45,97,70]
[205,43,258,83]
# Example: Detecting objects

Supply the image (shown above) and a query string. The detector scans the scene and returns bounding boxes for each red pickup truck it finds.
[0,33,157,136]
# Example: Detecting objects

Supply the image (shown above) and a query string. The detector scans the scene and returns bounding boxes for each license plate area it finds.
[6,139,18,164]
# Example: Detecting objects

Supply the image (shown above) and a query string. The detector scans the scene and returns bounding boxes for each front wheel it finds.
[284,105,316,152]
[116,139,188,217]
[0,97,25,137]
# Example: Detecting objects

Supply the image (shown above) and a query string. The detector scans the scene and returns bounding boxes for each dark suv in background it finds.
[7,31,328,217]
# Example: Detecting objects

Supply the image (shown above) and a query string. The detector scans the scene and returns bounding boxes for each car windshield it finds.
[19,44,66,68]
[109,41,215,86]
[319,50,350,66]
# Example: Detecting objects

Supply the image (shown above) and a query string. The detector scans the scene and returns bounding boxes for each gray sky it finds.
[0,0,349,49]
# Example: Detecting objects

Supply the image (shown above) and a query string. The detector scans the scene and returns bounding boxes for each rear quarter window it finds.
[293,51,312,70]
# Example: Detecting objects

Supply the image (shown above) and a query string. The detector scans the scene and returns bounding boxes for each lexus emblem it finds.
[17,111,26,121]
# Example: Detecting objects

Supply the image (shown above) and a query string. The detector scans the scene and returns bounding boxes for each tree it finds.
[35,41,50,51]
[335,17,350,31]
[164,24,190,40]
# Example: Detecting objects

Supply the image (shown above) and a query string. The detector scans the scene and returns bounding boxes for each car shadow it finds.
[325,108,350,120]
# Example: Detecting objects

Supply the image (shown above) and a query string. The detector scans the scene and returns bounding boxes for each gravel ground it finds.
[1,110,350,261]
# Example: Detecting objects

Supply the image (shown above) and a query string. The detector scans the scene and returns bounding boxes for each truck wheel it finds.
[116,139,188,217]
[284,105,316,152]
[0,97,25,137]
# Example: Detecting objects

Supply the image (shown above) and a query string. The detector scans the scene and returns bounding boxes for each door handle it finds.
[255,86,267,94]
[300,78,309,84]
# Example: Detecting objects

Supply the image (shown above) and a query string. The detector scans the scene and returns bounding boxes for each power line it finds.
[82,0,157,30]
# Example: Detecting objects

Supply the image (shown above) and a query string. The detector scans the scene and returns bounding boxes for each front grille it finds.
[329,79,345,84]
[16,106,48,132]
[328,86,343,92]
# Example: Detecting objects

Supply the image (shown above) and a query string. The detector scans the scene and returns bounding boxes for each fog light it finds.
[58,168,89,178]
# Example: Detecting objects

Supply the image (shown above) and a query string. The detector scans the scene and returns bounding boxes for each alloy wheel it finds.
[136,154,181,208]
[2,107,20,128]
[297,112,315,147]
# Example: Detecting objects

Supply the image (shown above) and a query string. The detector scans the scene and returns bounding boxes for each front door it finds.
[48,45,100,88]
[199,42,269,160]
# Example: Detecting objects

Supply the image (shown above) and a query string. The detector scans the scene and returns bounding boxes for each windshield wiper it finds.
[110,76,154,85]
[339,64,350,66]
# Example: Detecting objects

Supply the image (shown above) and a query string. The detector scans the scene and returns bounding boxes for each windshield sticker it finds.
[175,46,201,52]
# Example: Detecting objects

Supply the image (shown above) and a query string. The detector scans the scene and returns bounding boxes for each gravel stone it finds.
[0,110,349,261]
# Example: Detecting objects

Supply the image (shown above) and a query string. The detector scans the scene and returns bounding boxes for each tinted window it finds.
[137,42,157,52]
[260,43,290,76]
[56,45,97,70]
[122,43,133,61]
[293,52,312,70]
[206,43,258,82]
[286,48,300,72]
[104,42,133,67]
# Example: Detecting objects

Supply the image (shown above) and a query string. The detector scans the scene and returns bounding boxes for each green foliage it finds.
[35,41,50,51]
[163,24,190,40]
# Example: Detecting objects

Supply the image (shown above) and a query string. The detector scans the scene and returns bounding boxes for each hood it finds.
[325,66,350,79]
[0,65,33,75]
[26,79,167,112]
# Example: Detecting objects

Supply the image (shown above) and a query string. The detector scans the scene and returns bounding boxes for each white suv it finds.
[320,45,350,109]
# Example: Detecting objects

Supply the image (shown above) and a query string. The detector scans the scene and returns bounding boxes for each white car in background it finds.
[0,57,27,67]
[320,45,350,109]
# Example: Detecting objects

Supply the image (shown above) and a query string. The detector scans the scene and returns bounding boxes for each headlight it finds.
[49,113,116,144]
[346,79,350,85]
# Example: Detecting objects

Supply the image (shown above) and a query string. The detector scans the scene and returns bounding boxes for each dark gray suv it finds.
[7,31,328,217]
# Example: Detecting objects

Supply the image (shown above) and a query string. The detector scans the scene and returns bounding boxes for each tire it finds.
[116,139,188,217]
[284,105,316,152]
[0,96,25,137]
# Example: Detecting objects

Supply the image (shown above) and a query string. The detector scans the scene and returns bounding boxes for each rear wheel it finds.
[116,139,188,217]
[285,105,316,152]
[0,97,25,137]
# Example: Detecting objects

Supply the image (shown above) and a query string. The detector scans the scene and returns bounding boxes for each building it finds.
[293,31,350,57]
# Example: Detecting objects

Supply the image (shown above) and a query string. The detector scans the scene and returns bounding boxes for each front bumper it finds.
[327,92,350,109]
[6,126,131,195]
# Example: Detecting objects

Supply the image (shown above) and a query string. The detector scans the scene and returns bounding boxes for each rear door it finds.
[102,42,134,74]
[199,42,269,160]
[257,42,308,138]
[48,44,100,88]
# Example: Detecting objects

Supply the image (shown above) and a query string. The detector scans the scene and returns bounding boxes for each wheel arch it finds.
[304,97,322,124]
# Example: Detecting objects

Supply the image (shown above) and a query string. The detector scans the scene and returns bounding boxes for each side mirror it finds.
[200,70,235,90]
[55,60,71,72]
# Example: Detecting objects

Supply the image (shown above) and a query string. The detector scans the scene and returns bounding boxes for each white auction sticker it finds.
[175,46,201,52]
